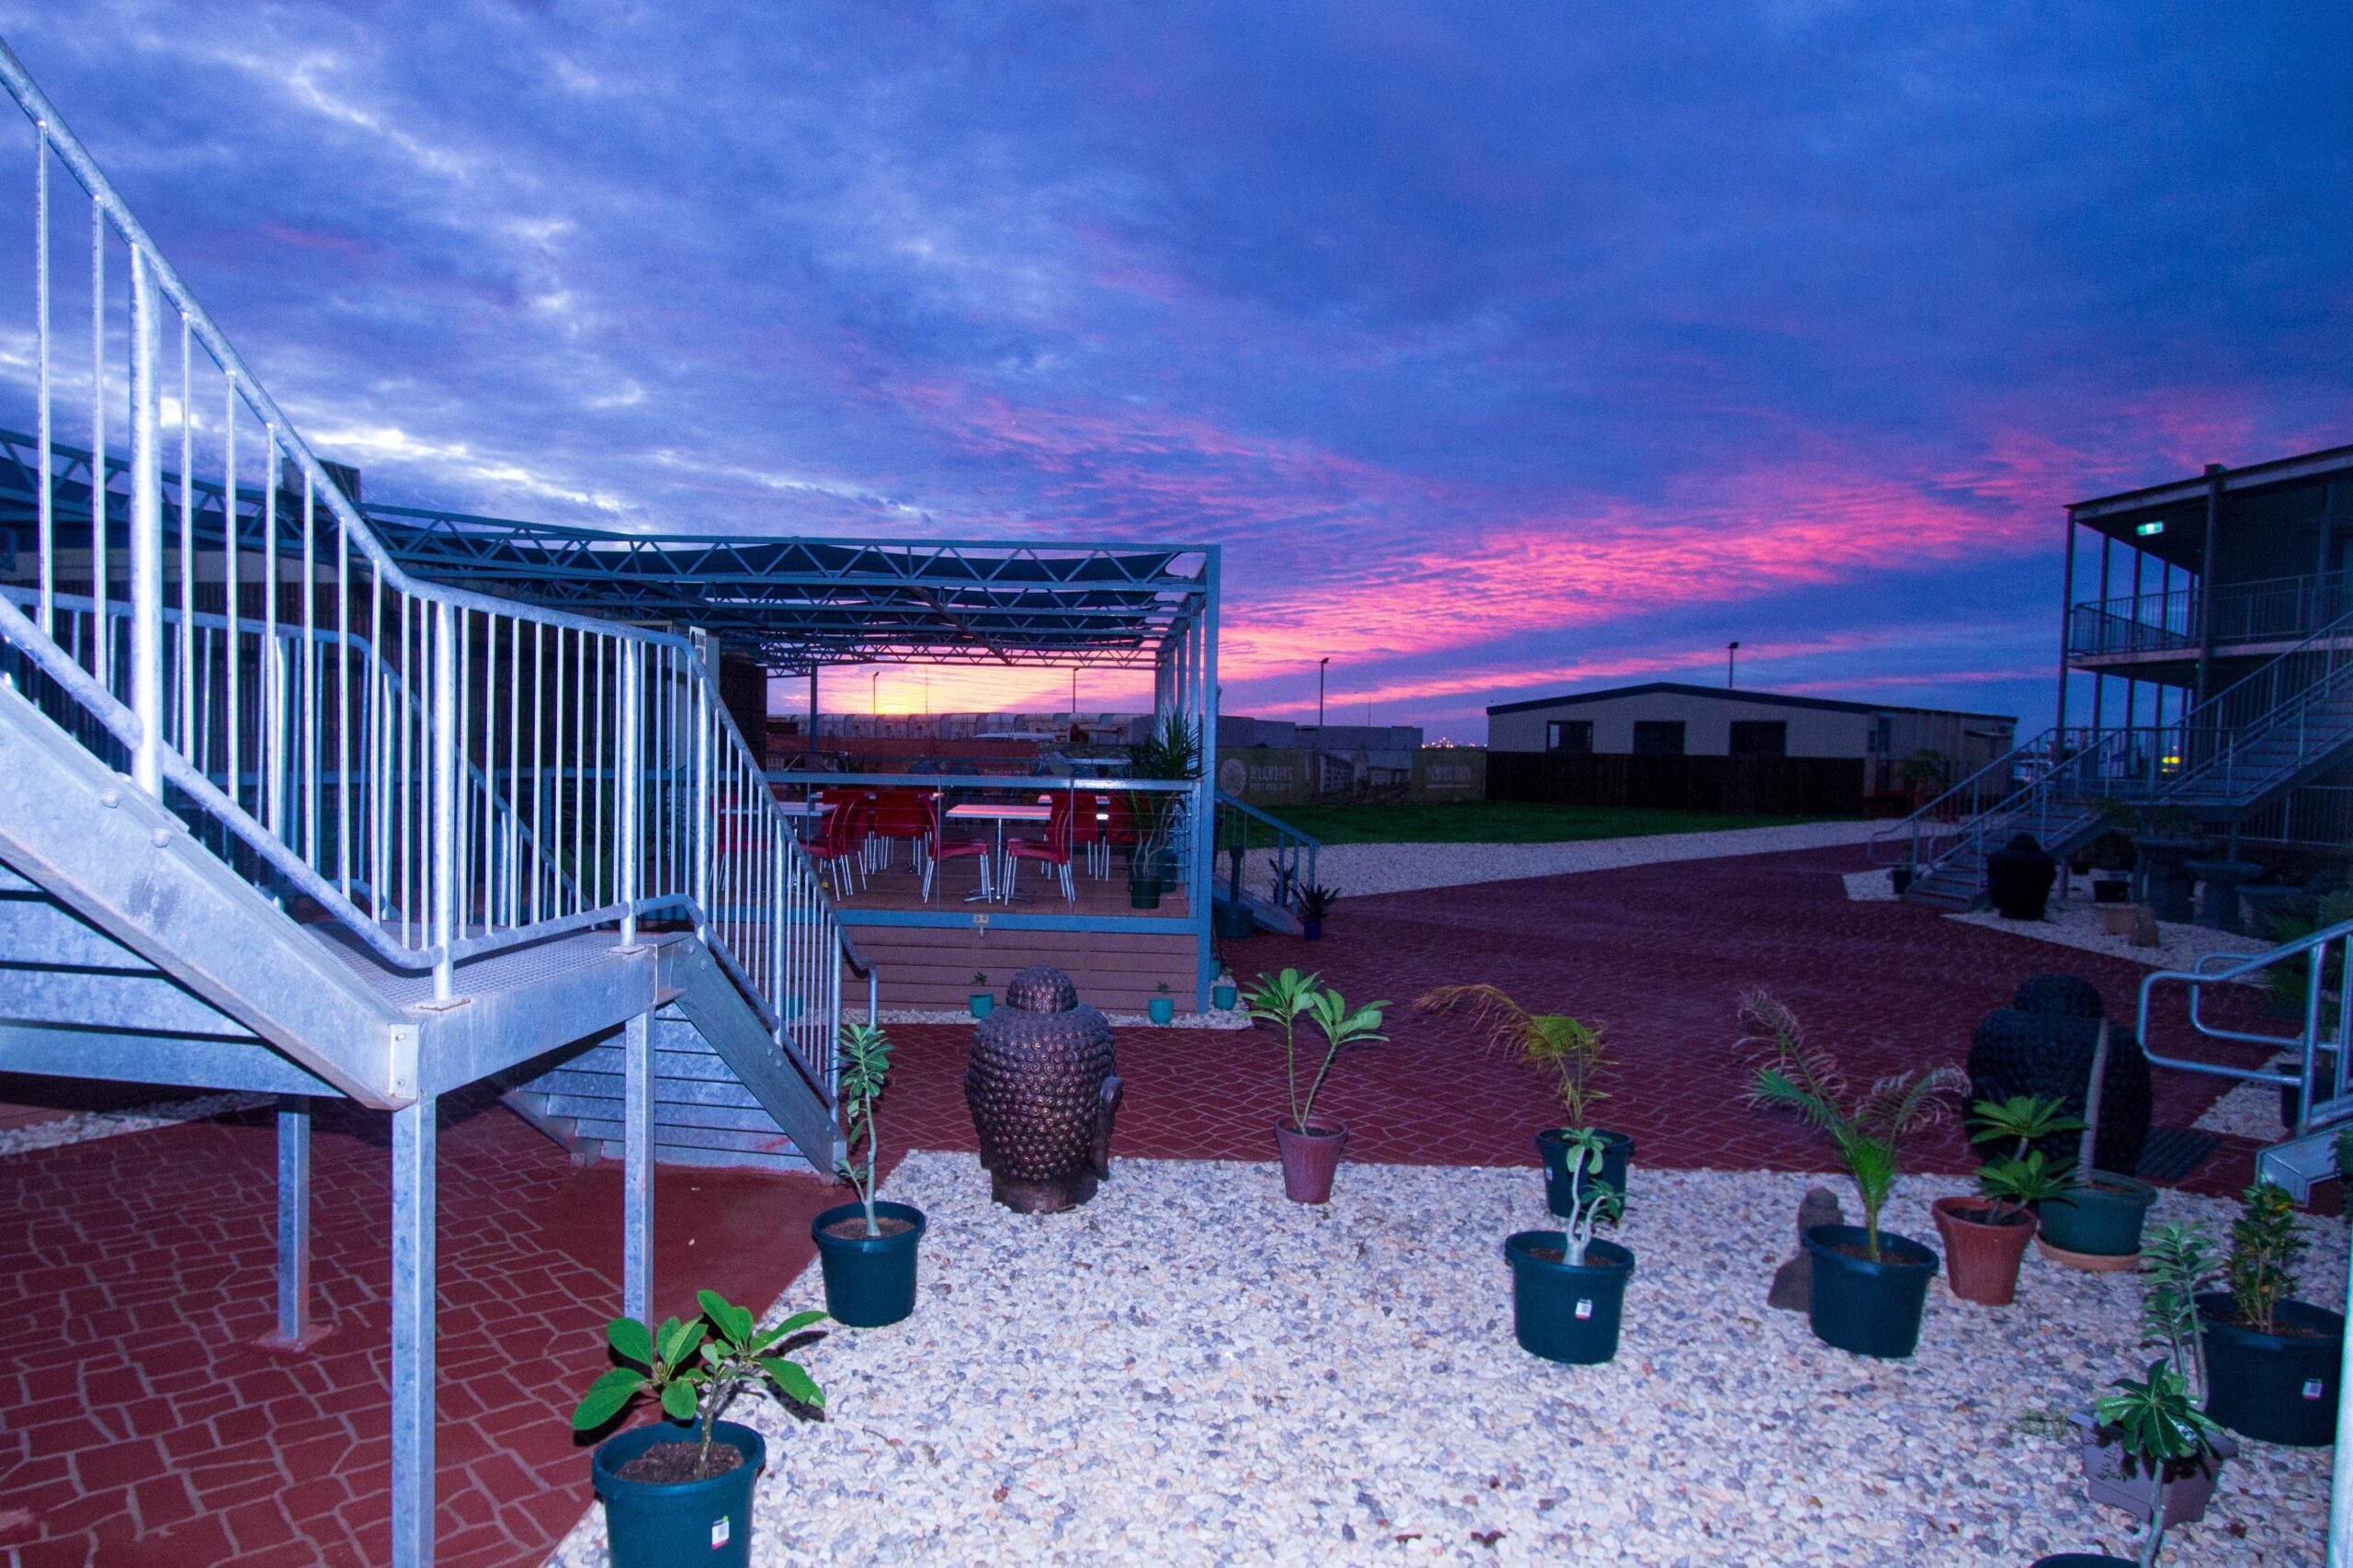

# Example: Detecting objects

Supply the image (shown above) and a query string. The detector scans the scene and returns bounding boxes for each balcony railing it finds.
[2069,570,2353,659]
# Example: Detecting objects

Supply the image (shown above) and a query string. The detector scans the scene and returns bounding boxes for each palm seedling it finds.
[1740,989,1965,1261]
[1416,983,1610,1132]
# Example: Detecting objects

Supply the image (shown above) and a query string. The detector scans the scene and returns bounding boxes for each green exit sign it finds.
[2136,521,2165,536]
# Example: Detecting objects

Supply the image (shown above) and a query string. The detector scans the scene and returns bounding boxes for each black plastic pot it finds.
[1986,833,2057,919]
[594,1419,764,1568]
[1302,919,1324,940]
[1535,1127,1632,1216]
[2198,1291,2347,1448]
[1128,876,1164,909]
[2029,1557,2133,1567]
[1802,1224,1937,1358]
[1504,1233,1632,1365]
[2036,1173,2156,1258]
[1215,902,1256,939]
[2092,877,2129,904]
[812,1199,926,1327]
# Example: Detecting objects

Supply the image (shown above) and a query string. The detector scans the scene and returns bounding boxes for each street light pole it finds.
[1318,657,1329,729]
[1727,641,1741,689]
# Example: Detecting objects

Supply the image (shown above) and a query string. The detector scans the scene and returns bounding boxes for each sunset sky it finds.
[4,4,2347,740]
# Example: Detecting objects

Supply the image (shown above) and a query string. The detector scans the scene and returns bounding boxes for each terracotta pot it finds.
[1274,1120,1347,1203]
[1931,1198,2037,1305]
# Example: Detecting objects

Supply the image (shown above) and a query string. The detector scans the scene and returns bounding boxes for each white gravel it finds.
[1948,884,2270,979]
[1256,819,1892,901]
[546,1152,2342,1567]
[2196,1067,2296,1142]
[879,1006,1253,1030]
[0,1090,270,1159]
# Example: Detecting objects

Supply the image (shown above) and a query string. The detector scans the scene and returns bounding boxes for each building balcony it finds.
[2067,570,2353,665]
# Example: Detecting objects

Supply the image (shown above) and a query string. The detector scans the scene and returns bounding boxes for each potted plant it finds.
[1148,981,1176,1025]
[2085,828,2136,905]
[811,1021,926,1327]
[1211,971,1239,1012]
[1126,711,1200,893]
[2196,1180,2345,1446]
[2066,1221,2237,1541]
[1986,832,2058,920]
[1297,884,1339,940]
[1741,990,1964,1358]
[2038,1360,2227,1568]
[1504,1127,1633,1365]
[1935,1094,2079,1305]
[2039,1021,2159,1270]
[1417,983,1632,1210]
[571,1290,825,1568]
[968,971,993,1019]
[1244,967,1388,1203]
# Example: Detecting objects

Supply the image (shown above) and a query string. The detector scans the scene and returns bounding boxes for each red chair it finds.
[1096,792,1146,880]
[1005,794,1077,903]
[921,791,992,903]
[801,793,868,900]
[867,789,933,878]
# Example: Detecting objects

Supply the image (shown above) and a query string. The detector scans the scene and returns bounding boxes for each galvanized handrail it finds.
[2069,568,2353,659]
[2136,915,2353,1127]
[0,41,856,1101]
[1212,790,1320,915]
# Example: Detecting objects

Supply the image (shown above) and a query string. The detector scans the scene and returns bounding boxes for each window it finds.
[1546,719,1594,755]
[1730,720,1788,756]
[1631,721,1686,756]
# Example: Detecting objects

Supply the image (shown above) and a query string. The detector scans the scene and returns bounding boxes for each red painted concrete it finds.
[0,841,2282,1564]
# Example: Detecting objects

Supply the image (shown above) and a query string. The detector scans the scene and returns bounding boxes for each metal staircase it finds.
[1211,790,1320,936]
[0,40,869,1564]
[1876,603,2353,910]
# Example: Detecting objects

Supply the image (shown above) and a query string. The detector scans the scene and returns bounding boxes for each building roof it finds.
[1484,681,2016,723]
[2065,441,2353,568]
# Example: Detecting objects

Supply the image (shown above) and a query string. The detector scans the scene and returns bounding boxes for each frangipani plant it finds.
[1416,983,1610,1131]
[1739,990,1964,1261]
[2093,1360,2222,1568]
[571,1290,826,1481]
[1969,1094,2082,1223]
[835,1020,893,1237]
[1552,1126,1624,1266]
[1244,968,1389,1131]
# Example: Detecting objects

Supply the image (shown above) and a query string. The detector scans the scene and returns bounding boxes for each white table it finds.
[763,799,833,840]
[946,801,1053,902]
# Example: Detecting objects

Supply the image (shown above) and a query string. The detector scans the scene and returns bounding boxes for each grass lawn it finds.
[1259,800,1837,845]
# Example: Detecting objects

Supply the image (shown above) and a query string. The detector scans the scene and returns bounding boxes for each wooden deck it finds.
[835,849,1199,1013]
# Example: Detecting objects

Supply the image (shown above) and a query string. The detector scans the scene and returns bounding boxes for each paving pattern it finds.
[0,841,2281,1565]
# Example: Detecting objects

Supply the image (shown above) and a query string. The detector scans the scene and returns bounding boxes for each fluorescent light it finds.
[2137,521,2165,537]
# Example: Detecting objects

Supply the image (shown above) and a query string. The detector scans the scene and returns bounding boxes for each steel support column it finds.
[259,1095,313,1347]
[2055,509,2077,741]
[1193,549,1221,1008]
[390,1095,437,1568]
[2197,463,2225,702]
[622,1010,654,1325]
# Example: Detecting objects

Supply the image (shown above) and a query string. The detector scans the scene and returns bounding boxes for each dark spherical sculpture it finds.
[964,964,1123,1212]
[1968,973,2153,1175]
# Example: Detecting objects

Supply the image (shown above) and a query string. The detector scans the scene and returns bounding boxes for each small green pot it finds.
[594,1419,763,1568]
[1146,995,1176,1024]
[1211,982,1238,1010]
[1802,1224,1937,1358]
[2036,1172,2155,1257]
[1129,877,1164,909]
[968,993,994,1019]
[812,1200,927,1328]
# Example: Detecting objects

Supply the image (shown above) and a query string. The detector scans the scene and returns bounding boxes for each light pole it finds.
[1318,657,1329,730]
[871,671,878,716]
[1727,641,1741,689]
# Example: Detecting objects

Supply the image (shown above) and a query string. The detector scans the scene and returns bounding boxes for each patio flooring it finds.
[0,841,2287,1565]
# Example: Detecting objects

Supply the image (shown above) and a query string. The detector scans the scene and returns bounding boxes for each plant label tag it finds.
[711,1517,731,1549]
[1574,1299,1594,1320]
[2303,1379,2325,1401]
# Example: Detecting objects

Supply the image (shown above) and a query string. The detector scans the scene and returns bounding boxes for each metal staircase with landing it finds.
[1877,602,2353,911]
[0,43,869,1565]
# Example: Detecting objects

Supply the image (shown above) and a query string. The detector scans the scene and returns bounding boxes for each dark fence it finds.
[1485,753,1865,817]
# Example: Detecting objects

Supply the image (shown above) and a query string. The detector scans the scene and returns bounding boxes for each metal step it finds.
[2256,1127,2347,1203]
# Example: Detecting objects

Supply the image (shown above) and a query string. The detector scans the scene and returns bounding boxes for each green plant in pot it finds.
[2083,826,2137,904]
[2194,1181,2345,1447]
[2039,1021,2158,1269]
[2062,1221,2236,1551]
[1148,980,1176,1025]
[811,1021,927,1328]
[1935,1095,2079,1306]
[1297,883,1339,940]
[573,1290,825,1568]
[1741,989,1964,1358]
[1416,983,1631,1212]
[1245,967,1388,1203]
[1125,711,1200,900]
[1504,1128,1633,1365]
[1211,971,1239,1012]
[968,971,993,1019]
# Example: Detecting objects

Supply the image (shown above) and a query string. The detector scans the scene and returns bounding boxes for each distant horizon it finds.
[5,5,2345,744]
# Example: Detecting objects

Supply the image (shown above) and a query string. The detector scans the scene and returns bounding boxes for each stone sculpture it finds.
[963,964,1123,1212]
[1768,1187,1845,1312]
[1967,972,2153,1174]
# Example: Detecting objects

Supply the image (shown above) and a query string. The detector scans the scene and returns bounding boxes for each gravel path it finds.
[0,1090,269,1159]
[1259,820,1892,901]
[548,1152,2340,1567]
[1948,885,2269,979]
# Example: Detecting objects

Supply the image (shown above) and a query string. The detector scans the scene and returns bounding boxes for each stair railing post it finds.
[389,1093,437,1568]
[616,640,639,949]
[689,630,711,943]
[128,246,164,797]
[621,1010,653,1325]
[431,600,457,1001]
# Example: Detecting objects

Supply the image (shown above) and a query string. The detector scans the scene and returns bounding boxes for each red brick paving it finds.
[0,840,2290,1565]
